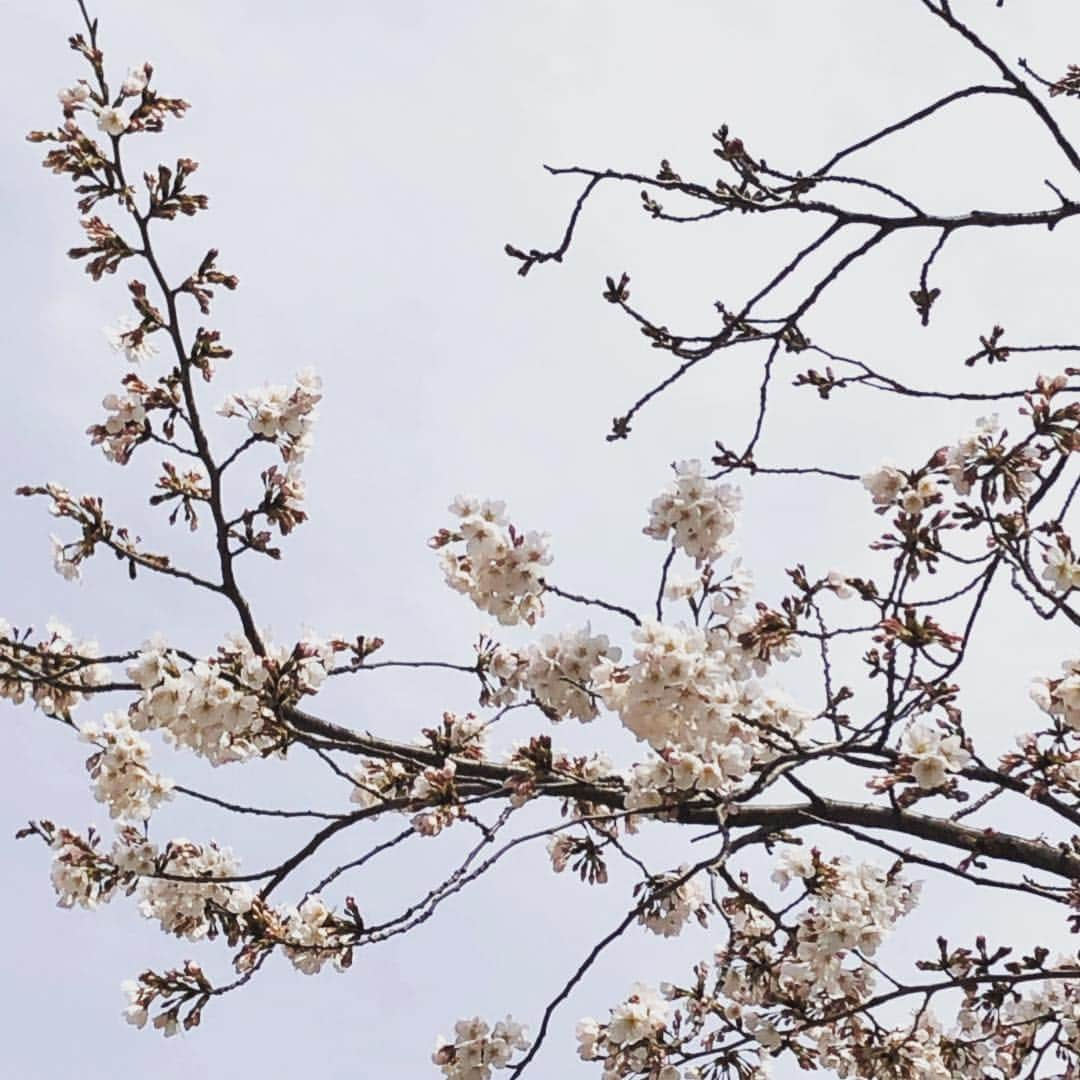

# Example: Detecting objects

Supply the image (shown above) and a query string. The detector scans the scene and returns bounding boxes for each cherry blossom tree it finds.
[7,2,1080,1077]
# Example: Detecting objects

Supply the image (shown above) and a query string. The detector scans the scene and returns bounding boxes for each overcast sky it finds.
[3,1,1080,1077]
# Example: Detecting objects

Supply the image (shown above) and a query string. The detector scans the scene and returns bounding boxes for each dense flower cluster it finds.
[764,851,921,1003]
[79,711,174,821]
[486,627,619,721]
[138,839,253,940]
[627,849,921,1073]
[522,628,616,721]
[279,895,353,975]
[576,984,673,1077]
[432,1016,531,1079]
[127,643,276,765]
[432,497,552,625]
[349,715,488,824]
[49,828,359,983]
[789,968,1080,1078]
[218,368,322,463]
[127,633,335,765]
[592,620,809,808]
[49,826,124,909]
[0,617,109,717]
[644,460,742,565]
[899,721,972,789]
[48,825,157,911]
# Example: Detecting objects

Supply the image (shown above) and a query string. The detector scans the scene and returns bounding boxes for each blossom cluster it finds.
[259,463,309,536]
[0,617,109,718]
[46,826,163,912]
[432,497,552,625]
[762,849,921,1003]
[646,850,922,1070]
[940,413,1035,497]
[126,633,336,765]
[898,721,972,789]
[863,411,1045,517]
[138,839,255,940]
[576,984,676,1078]
[704,560,756,615]
[410,761,463,836]
[861,463,939,514]
[997,975,1080,1063]
[352,746,477,834]
[643,459,742,565]
[91,388,148,463]
[278,895,355,975]
[49,826,129,910]
[79,711,174,821]
[793,966,1080,1078]
[86,373,183,465]
[592,620,810,808]
[486,627,619,721]
[47,825,364,985]
[421,711,488,758]
[432,1016,531,1079]
[57,69,140,137]
[218,368,322,463]
[127,643,277,765]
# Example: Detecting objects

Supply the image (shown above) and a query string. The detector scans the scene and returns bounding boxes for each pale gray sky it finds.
[3,1,1079,1077]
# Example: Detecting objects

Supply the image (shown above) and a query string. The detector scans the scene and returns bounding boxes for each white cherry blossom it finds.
[900,722,971,789]
[1043,543,1080,592]
[96,104,129,135]
[434,497,552,626]
[104,318,158,364]
[432,1015,530,1079]
[644,459,742,565]
[218,368,322,462]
